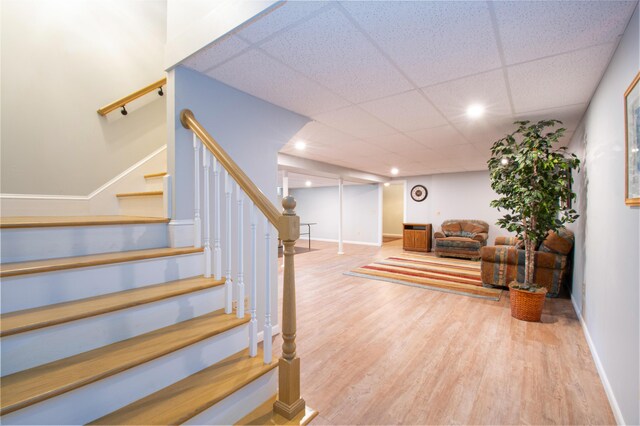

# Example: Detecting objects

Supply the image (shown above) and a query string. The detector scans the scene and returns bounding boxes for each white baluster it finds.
[202,147,211,278]
[213,158,222,281]
[193,134,202,248]
[224,170,233,314]
[249,203,258,357]
[236,184,245,319]
[264,217,273,364]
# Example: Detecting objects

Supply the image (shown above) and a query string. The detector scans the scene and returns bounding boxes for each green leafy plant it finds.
[487,120,580,291]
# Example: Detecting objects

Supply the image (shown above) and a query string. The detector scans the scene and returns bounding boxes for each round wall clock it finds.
[411,184,428,202]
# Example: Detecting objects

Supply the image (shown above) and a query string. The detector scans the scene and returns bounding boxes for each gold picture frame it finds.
[624,71,640,206]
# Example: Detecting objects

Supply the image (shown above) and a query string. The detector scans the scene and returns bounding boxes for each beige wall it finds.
[1,0,167,196]
[383,183,404,236]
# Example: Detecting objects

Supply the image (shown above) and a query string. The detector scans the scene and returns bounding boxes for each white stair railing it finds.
[236,184,245,319]
[202,147,211,278]
[213,158,222,281]
[224,170,233,314]
[193,135,201,248]
[249,203,258,357]
[183,109,305,420]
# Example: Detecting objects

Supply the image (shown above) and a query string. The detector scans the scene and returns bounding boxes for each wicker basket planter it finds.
[509,283,547,322]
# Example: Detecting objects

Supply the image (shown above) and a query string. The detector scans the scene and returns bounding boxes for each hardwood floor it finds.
[275,239,614,425]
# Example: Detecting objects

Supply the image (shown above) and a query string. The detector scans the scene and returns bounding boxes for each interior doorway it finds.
[382,182,405,244]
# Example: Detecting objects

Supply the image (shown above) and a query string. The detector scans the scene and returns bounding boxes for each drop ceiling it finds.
[183,0,638,177]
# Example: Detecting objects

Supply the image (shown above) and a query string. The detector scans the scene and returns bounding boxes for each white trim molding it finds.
[571,294,625,425]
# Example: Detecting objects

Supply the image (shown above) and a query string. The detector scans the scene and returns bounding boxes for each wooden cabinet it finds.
[403,223,432,252]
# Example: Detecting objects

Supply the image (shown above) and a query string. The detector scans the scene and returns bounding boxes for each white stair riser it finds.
[0,224,168,263]
[1,286,225,376]
[1,253,204,313]
[1,324,250,425]
[144,177,165,191]
[184,370,277,426]
[118,196,164,218]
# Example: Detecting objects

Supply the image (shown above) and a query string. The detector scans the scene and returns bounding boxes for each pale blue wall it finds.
[566,4,639,424]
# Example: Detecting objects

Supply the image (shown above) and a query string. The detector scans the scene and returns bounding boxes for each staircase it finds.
[0,216,279,424]
[0,109,316,425]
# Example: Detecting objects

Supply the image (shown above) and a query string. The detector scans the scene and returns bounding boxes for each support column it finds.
[338,177,344,255]
[274,196,305,420]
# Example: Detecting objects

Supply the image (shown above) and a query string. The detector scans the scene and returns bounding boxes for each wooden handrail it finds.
[180,109,282,229]
[97,78,166,116]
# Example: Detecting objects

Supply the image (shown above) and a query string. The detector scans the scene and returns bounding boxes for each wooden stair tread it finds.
[144,172,167,179]
[90,348,277,425]
[0,215,169,229]
[0,247,203,278]
[0,310,249,416]
[236,395,318,426]
[116,191,163,198]
[0,276,225,337]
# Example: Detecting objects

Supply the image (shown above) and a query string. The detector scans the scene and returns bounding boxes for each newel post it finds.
[274,196,305,420]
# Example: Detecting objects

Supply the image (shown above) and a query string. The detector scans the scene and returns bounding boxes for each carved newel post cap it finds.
[282,196,296,215]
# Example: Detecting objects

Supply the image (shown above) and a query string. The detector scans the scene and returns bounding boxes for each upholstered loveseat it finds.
[433,220,489,260]
[480,228,574,297]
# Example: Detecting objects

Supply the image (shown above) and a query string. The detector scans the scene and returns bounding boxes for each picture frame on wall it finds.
[624,71,640,206]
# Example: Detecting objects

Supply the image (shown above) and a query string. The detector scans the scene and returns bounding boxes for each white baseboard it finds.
[570,294,625,425]
[309,237,381,247]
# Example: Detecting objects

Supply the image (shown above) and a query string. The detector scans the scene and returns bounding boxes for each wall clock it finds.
[411,185,428,202]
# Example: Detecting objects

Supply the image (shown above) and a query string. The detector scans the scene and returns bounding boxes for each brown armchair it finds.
[433,220,489,260]
[480,228,574,297]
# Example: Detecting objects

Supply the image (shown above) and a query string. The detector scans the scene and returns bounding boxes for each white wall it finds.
[566,5,639,424]
[290,184,381,245]
[405,171,511,244]
[0,0,167,196]
[383,183,404,236]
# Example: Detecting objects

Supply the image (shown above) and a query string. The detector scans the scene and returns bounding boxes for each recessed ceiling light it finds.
[501,158,509,165]
[390,167,399,175]
[305,180,312,187]
[466,104,485,119]
[384,182,391,187]
[294,141,306,150]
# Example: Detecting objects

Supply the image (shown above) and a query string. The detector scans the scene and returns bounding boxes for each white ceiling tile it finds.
[293,121,355,145]
[436,143,484,160]
[361,132,426,153]
[313,106,397,138]
[237,1,330,44]
[514,103,587,133]
[452,116,515,148]
[493,1,638,65]
[182,35,250,72]
[359,90,447,132]
[507,43,615,113]
[340,1,502,87]
[422,69,512,123]
[260,6,413,103]
[207,49,350,116]
[405,125,468,149]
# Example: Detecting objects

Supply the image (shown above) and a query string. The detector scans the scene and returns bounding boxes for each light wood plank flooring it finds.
[274,239,614,425]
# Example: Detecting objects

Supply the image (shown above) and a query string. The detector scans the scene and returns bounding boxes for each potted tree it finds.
[487,120,580,321]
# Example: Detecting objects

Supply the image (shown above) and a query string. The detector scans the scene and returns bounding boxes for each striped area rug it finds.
[345,253,502,301]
